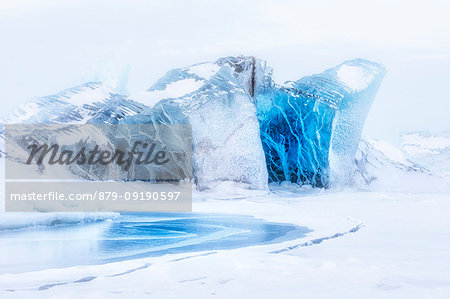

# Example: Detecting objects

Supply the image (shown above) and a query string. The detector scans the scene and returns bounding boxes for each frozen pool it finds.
[0,213,310,274]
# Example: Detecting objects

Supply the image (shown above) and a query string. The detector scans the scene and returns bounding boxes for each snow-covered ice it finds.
[1,56,386,189]
[0,56,449,298]
[1,187,449,298]
[401,131,450,181]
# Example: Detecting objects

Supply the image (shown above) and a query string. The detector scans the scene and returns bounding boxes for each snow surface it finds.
[4,83,115,123]
[0,187,449,298]
[337,64,373,91]
[401,132,450,181]
[403,132,450,154]
[365,137,411,165]
[186,62,221,80]
[0,212,118,231]
[59,83,116,106]
[0,135,449,298]
[132,78,205,108]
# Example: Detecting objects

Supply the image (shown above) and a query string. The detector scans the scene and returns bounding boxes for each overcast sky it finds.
[1,0,449,143]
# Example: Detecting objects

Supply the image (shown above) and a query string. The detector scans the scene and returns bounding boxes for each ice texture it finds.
[328,59,386,186]
[254,80,340,187]
[1,56,385,189]
[401,131,450,181]
[254,58,385,187]
[125,60,269,190]
[0,212,118,230]
[130,56,384,188]
[2,82,144,124]
[354,137,449,193]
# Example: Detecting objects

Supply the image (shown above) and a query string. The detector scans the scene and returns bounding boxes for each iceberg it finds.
[254,58,385,187]
[2,82,144,125]
[126,56,385,188]
[1,56,386,189]
[401,131,450,181]
[354,137,449,193]
[125,59,269,190]
[328,59,386,186]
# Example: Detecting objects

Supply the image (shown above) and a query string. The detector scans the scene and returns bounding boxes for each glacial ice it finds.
[328,59,386,186]
[125,60,269,190]
[125,56,385,188]
[2,56,386,189]
[402,132,450,181]
[354,137,449,193]
[2,82,144,124]
[254,58,385,187]
[254,79,339,187]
